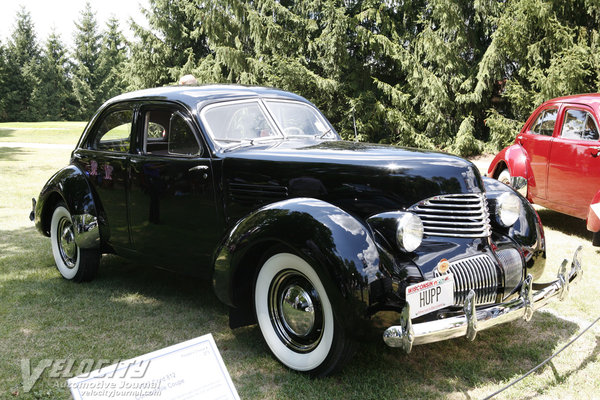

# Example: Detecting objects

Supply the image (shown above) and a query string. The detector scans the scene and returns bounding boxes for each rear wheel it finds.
[254,252,354,376]
[50,203,100,282]
[498,168,511,186]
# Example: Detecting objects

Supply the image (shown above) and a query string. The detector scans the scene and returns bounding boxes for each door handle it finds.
[188,164,209,179]
[589,146,600,157]
[188,165,209,172]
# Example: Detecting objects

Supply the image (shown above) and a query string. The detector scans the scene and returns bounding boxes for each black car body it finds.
[31,85,582,376]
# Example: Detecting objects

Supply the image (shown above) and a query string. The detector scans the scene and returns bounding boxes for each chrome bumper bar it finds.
[383,246,583,353]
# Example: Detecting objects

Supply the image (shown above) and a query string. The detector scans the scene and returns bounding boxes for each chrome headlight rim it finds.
[396,213,424,252]
[495,192,521,227]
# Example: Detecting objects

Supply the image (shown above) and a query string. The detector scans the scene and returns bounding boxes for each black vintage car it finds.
[31,85,582,376]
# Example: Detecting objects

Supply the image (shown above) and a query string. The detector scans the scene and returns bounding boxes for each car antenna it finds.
[352,107,358,142]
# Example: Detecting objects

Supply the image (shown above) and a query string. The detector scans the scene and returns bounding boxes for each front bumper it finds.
[383,246,583,352]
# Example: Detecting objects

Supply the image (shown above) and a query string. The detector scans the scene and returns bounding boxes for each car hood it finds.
[220,139,484,221]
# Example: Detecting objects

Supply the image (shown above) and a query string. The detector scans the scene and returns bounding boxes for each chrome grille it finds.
[434,254,499,306]
[409,193,491,238]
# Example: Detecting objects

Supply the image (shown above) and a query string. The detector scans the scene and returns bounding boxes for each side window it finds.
[143,110,201,157]
[92,109,133,152]
[561,109,599,141]
[530,109,557,136]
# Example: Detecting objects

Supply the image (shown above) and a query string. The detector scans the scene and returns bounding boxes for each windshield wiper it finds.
[222,136,281,152]
[223,139,255,152]
[316,128,335,139]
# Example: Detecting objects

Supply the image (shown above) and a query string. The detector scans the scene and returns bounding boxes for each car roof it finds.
[542,93,600,106]
[106,84,310,109]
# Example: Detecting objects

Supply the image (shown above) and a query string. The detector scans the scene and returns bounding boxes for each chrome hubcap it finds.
[57,217,77,268]
[269,270,323,353]
[281,284,315,337]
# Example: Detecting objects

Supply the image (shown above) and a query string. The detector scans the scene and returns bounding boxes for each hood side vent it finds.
[228,182,288,204]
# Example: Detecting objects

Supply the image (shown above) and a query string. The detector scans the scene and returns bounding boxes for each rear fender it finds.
[35,165,102,249]
[213,198,388,330]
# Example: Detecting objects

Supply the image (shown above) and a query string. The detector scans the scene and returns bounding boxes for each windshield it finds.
[264,100,334,138]
[200,99,336,150]
[201,101,281,147]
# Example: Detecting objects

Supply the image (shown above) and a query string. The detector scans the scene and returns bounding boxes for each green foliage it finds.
[449,115,484,157]
[72,2,103,119]
[32,32,77,120]
[96,17,128,102]
[3,0,600,156]
[2,7,41,122]
[484,109,522,152]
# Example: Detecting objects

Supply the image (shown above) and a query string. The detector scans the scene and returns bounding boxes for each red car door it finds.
[547,104,600,219]
[520,107,559,200]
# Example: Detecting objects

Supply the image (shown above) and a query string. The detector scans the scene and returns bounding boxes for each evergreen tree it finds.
[0,41,7,121]
[465,0,600,151]
[3,7,41,121]
[72,1,102,119]
[124,0,211,89]
[96,17,128,102]
[33,32,76,120]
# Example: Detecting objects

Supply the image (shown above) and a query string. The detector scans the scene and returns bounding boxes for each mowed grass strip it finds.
[0,125,599,399]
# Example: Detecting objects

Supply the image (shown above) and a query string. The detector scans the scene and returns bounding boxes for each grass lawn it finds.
[1,125,599,399]
[0,122,86,145]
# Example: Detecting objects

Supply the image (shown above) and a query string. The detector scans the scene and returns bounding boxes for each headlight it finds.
[396,213,423,252]
[496,192,521,227]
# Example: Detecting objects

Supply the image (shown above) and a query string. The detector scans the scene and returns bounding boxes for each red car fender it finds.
[488,144,531,181]
[586,190,600,232]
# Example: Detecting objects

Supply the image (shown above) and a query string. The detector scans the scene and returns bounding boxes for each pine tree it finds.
[33,32,76,120]
[124,0,211,89]
[464,0,600,151]
[72,1,102,119]
[96,17,128,102]
[3,7,41,121]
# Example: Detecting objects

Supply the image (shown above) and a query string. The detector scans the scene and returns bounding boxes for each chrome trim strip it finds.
[383,246,583,350]
[72,213,100,249]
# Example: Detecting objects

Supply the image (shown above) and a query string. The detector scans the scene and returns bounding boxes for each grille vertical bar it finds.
[434,254,499,306]
[409,193,491,238]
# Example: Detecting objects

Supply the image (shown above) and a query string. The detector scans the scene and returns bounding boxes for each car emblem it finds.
[437,259,450,274]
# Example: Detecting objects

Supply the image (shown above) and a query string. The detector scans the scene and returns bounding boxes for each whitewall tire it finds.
[254,252,353,376]
[498,168,511,186]
[50,204,99,282]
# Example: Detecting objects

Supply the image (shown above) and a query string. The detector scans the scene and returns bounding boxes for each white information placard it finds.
[68,334,239,400]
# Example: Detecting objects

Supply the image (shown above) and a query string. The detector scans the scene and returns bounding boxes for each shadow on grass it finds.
[0,225,588,400]
[0,146,32,162]
[536,207,592,241]
[0,127,16,139]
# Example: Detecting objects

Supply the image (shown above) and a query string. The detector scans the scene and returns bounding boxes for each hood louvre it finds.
[409,193,491,238]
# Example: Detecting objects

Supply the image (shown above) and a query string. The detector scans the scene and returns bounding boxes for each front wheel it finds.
[254,252,354,376]
[50,203,100,282]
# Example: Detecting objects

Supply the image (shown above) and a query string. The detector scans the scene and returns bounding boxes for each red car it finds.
[488,93,600,244]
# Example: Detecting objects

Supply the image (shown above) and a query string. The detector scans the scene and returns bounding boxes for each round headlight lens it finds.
[496,192,521,227]
[396,213,424,252]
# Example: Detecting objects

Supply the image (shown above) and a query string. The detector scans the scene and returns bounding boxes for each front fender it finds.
[489,144,532,182]
[34,165,101,249]
[484,177,546,280]
[213,198,388,326]
[586,190,600,232]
